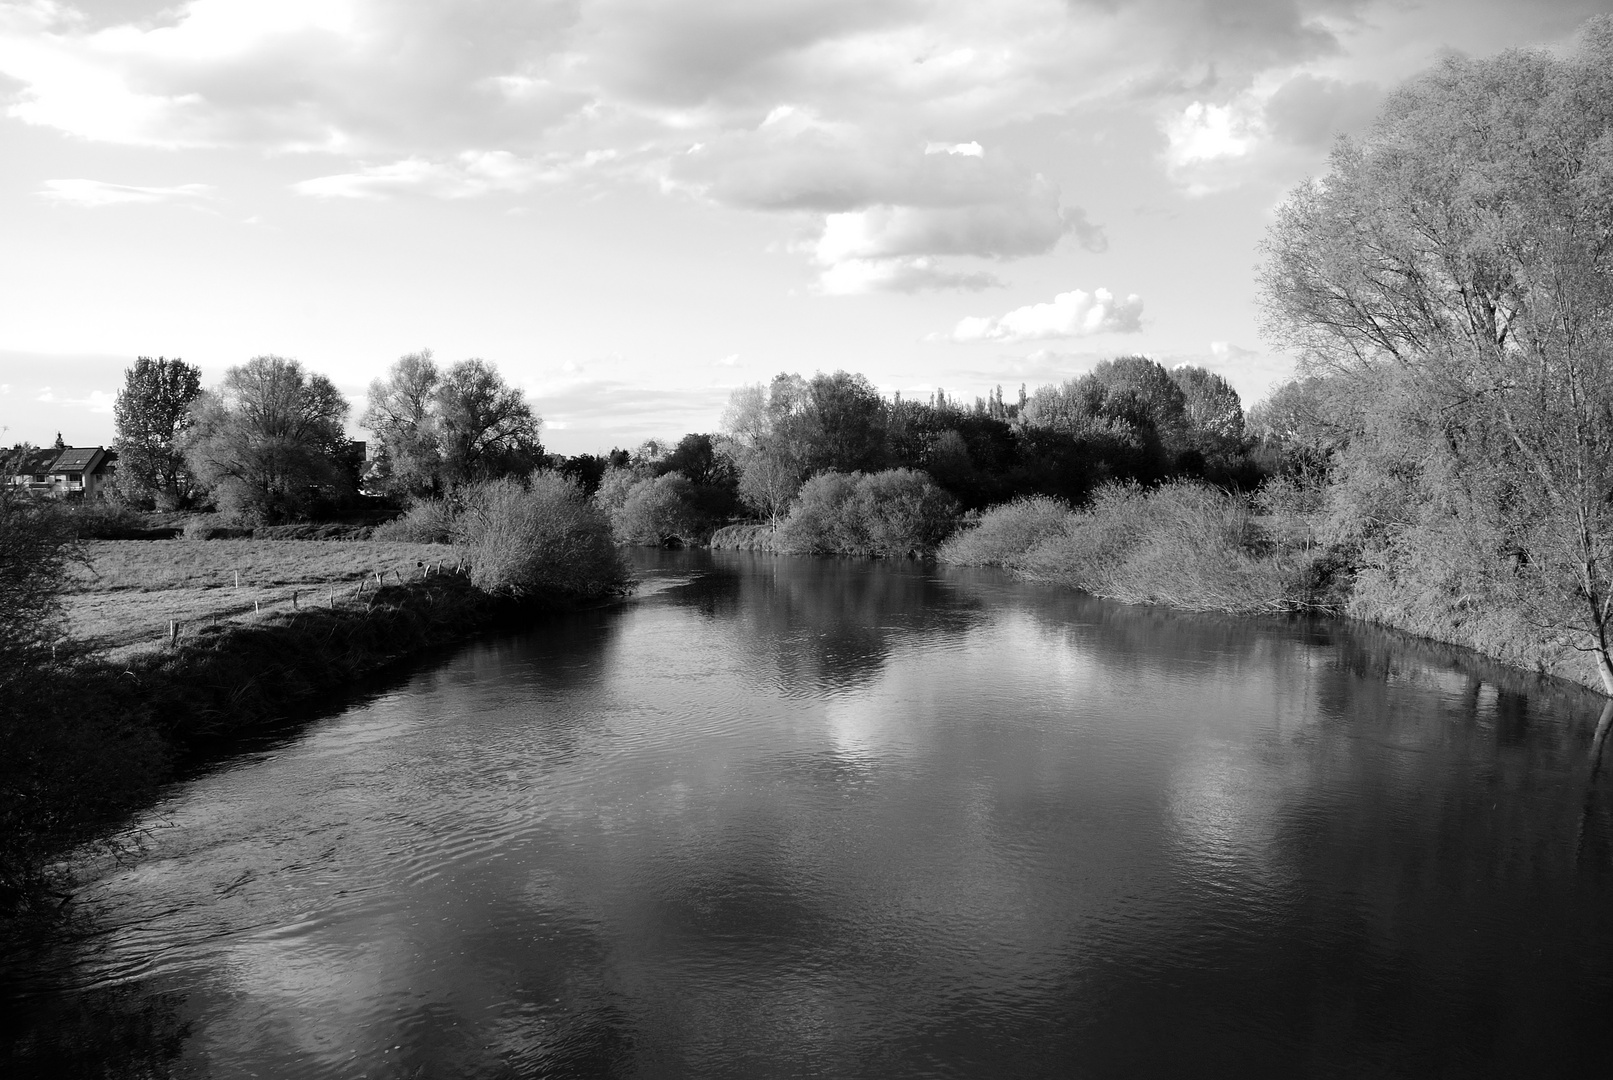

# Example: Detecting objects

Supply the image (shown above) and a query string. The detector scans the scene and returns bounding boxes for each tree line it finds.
[98,343,1258,534]
[103,351,542,523]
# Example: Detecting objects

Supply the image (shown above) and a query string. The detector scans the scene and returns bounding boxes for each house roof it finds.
[7,446,110,477]
[14,449,58,475]
[52,447,102,471]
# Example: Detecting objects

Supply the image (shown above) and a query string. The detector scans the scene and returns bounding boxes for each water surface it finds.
[8,550,1613,1077]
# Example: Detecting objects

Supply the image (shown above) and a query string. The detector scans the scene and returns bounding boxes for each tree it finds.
[361,350,442,499]
[800,370,887,475]
[112,356,203,509]
[183,356,353,523]
[1171,366,1243,444]
[361,353,543,497]
[434,359,544,486]
[1259,17,1613,691]
[723,375,811,524]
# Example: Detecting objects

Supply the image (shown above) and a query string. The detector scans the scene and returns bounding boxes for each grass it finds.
[63,539,455,661]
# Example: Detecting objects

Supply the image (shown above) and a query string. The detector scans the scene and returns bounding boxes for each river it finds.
[7,549,1613,1077]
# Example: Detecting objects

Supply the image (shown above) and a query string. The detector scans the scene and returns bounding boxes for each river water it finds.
[7,550,1613,1077]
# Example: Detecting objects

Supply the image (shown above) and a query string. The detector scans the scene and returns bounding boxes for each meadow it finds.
[64,539,455,661]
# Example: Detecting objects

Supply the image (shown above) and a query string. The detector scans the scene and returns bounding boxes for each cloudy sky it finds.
[0,0,1603,454]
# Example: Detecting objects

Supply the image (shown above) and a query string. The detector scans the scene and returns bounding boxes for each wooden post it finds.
[255,600,261,613]
[329,591,335,608]
[292,590,299,609]
[234,569,240,589]
[168,620,178,646]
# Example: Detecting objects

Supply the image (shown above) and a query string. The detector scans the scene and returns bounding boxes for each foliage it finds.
[1258,16,1613,689]
[361,349,442,499]
[435,358,544,485]
[0,492,73,697]
[362,351,544,498]
[372,497,457,543]
[452,473,628,599]
[774,468,959,557]
[611,473,704,546]
[938,495,1071,567]
[112,356,204,509]
[183,355,353,524]
[1023,483,1303,613]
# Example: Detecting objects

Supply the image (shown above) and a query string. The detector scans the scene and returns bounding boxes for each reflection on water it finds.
[6,549,1613,1077]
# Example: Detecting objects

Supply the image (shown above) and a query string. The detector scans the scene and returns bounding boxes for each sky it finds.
[0,0,1605,455]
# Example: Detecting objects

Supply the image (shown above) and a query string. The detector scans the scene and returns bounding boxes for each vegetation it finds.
[362,350,543,498]
[112,356,203,510]
[182,355,355,524]
[941,483,1319,614]
[1256,18,1613,691]
[774,469,958,558]
[452,473,628,599]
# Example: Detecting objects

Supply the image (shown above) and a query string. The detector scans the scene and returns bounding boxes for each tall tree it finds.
[361,352,543,496]
[112,356,203,509]
[800,370,888,475]
[361,350,443,498]
[434,359,543,486]
[183,356,352,523]
[1259,17,1613,690]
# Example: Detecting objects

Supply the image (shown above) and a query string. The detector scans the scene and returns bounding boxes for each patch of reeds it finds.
[708,522,777,551]
[942,481,1328,614]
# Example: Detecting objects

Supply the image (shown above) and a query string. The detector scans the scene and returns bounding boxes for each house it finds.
[6,446,119,499]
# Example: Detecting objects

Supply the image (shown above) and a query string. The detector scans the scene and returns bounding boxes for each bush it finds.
[1016,482,1294,612]
[612,473,703,546]
[938,495,1070,566]
[452,473,629,599]
[942,482,1311,613]
[50,500,150,540]
[371,498,456,543]
[775,468,959,557]
[181,514,252,541]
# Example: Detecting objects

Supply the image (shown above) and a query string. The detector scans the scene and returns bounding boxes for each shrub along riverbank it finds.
[939,483,1343,615]
[0,475,629,924]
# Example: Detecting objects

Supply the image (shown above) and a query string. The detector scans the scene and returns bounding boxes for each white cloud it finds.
[1210,340,1258,359]
[948,288,1144,343]
[39,178,214,206]
[925,141,983,157]
[819,257,1000,296]
[712,353,740,367]
[33,384,113,412]
[293,150,604,199]
[1160,99,1270,195]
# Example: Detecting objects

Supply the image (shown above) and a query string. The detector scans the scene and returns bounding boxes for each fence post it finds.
[255,600,260,613]
[292,590,299,609]
[168,620,178,646]
[234,569,240,589]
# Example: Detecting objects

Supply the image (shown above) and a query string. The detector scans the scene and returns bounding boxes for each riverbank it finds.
[1,547,618,924]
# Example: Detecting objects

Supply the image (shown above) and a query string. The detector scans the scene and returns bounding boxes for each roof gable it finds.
[49,447,105,472]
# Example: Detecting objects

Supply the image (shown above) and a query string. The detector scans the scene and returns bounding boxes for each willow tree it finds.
[183,356,353,523]
[1259,18,1613,690]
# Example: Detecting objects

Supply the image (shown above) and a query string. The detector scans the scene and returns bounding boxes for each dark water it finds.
[7,550,1613,1077]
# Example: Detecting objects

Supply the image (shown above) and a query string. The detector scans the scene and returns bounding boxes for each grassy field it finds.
[65,539,456,661]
